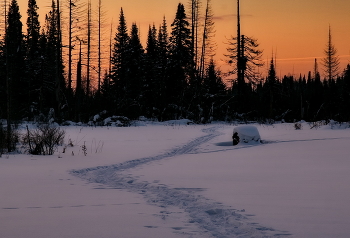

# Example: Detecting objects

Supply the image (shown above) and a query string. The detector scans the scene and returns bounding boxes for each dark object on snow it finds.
[232,125,261,146]
[232,132,239,145]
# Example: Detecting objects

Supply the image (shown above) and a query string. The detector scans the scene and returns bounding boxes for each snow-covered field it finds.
[1,121,350,238]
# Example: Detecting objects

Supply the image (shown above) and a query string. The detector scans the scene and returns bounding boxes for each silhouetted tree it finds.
[6,0,25,120]
[226,35,264,88]
[40,0,65,119]
[110,8,129,113]
[167,3,193,118]
[157,16,170,120]
[198,0,216,79]
[322,26,340,81]
[5,0,24,151]
[265,58,278,119]
[25,0,41,119]
[124,23,144,119]
[201,59,226,121]
[144,24,159,117]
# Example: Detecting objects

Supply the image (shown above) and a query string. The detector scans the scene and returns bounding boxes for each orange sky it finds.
[16,0,350,78]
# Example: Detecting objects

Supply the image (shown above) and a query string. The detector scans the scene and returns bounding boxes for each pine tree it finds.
[157,16,170,120]
[322,26,340,81]
[144,24,159,116]
[125,22,144,118]
[110,8,129,114]
[265,58,277,119]
[40,0,65,118]
[26,0,40,64]
[0,0,7,118]
[202,59,226,121]
[226,35,264,87]
[25,0,41,118]
[6,0,25,120]
[168,3,193,116]
[5,0,24,151]
[339,64,350,120]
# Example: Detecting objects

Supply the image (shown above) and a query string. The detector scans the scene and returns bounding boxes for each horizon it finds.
[14,0,350,79]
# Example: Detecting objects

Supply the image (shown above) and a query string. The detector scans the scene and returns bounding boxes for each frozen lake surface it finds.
[1,121,350,237]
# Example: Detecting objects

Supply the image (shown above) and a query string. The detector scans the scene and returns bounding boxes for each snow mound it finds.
[232,125,261,145]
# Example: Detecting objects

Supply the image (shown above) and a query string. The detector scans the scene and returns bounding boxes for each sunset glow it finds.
[16,0,350,78]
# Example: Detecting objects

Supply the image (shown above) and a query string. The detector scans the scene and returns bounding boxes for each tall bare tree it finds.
[66,0,84,92]
[85,0,91,97]
[198,0,216,79]
[97,0,108,95]
[189,0,201,70]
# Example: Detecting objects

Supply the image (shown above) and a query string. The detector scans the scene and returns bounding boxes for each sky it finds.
[16,0,350,79]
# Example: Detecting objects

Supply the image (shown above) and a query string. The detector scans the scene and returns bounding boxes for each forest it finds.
[1,0,350,127]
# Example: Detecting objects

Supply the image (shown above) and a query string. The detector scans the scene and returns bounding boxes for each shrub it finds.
[0,123,19,155]
[23,124,65,155]
[0,124,4,156]
[294,122,302,130]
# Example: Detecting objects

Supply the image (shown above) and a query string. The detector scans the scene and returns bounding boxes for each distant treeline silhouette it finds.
[1,0,349,125]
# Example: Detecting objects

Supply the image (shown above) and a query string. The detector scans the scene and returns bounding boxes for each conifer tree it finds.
[226,35,264,87]
[0,0,6,118]
[6,0,25,120]
[40,0,65,117]
[144,24,159,116]
[5,0,24,151]
[26,0,40,65]
[168,3,193,115]
[157,16,170,120]
[26,0,41,118]
[158,16,169,64]
[125,23,144,109]
[110,8,129,114]
[202,59,226,121]
[265,58,277,119]
[322,26,340,81]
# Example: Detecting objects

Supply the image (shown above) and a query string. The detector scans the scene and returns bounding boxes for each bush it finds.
[0,123,19,155]
[23,124,65,155]
[0,124,4,156]
[294,122,302,130]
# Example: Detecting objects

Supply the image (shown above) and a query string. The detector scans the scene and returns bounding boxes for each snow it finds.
[232,125,261,144]
[1,121,350,237]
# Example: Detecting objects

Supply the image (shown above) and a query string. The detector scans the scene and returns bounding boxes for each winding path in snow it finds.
[72,126,292,238]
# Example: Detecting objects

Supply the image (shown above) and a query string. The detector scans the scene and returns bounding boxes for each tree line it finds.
[1,0,350,129]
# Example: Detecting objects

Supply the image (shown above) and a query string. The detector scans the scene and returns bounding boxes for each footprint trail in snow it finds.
[72,126,292,238]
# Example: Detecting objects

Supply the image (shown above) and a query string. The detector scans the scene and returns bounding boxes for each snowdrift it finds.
[232,125,261,145]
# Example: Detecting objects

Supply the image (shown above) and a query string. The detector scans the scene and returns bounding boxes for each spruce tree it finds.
[111,8,129,111]
[6,0,25,121]
[322,26,340,81]
[144,24,159,117]
[124,23,144,119]
[202,59,226,121]
[40,0,65,118]
[168,3,193,117]
[4,0,23,151]
[265,58,277,119]
[157,17,170,120]
[26,0,41,118]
